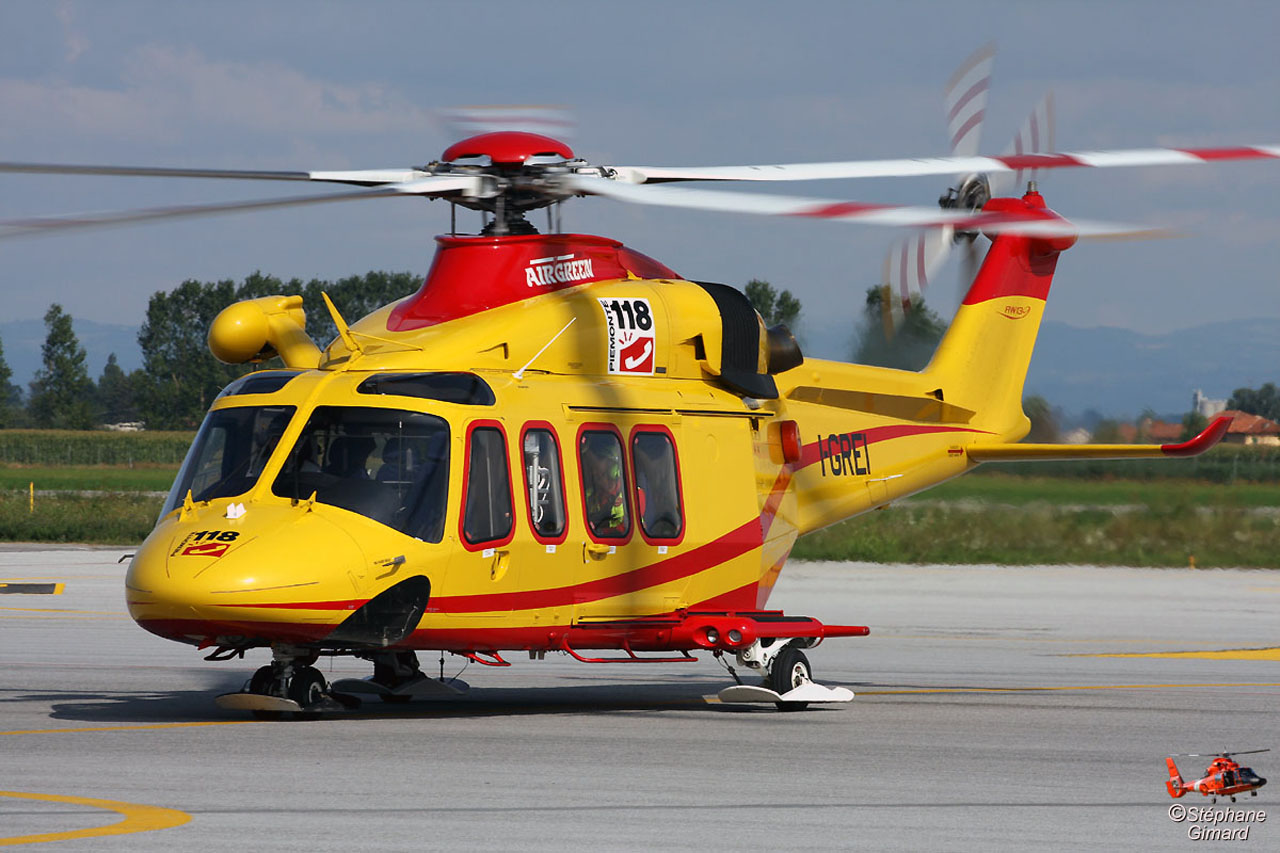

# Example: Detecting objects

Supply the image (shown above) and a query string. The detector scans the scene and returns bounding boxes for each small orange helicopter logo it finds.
[1167,750,1268,804]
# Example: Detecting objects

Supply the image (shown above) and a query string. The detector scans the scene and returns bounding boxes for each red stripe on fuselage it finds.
[428,517,763,613]
[798,423,987,470]
[215,424,982,619]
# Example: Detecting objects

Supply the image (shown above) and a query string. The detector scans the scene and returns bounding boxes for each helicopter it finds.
[1167,751,1269,803]
[2,125,1274,717]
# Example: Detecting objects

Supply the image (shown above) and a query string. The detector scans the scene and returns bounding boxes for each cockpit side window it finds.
[272,406,450,542]
[162,405,296,516]
[461,423,515,547]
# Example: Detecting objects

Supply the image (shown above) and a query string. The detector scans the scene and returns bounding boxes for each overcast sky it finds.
[2,0,1278,360]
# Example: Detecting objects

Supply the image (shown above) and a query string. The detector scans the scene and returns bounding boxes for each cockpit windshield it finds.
[162,405,296,516]
[271,406,450,542]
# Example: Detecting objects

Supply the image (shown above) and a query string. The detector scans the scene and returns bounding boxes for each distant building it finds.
[1062,427,1091,445]
[1218,410,1280,446]
[1115,418,1182,444]
[1193,389,1227,418]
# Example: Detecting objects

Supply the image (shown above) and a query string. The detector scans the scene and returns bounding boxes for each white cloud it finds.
[0,45,435,155]
[56,1,89,64]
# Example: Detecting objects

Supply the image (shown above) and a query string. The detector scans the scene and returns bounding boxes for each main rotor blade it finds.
[612,144,1280,184]
[568,175,1159,237]
[0,176,480,239]
[0,161,431,187]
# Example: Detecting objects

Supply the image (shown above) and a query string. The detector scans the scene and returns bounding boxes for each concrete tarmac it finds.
[1,548,1277,851]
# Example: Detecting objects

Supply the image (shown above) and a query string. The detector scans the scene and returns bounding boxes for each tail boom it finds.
[1167,757,1188,798]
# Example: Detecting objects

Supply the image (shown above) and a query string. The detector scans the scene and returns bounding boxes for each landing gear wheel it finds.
[288,666,327,709]
[248,665,275,696]
[247,665,283,720]
[769,646,811,711]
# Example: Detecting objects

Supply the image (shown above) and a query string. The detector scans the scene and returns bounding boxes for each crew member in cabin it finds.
[581,434,627,536]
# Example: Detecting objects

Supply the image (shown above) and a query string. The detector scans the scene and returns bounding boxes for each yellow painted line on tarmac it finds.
[0,720,263,737]
[0,790,189,846]
[860,681,1280,695]
[1084,648,1280,661]
[0,607,124,618]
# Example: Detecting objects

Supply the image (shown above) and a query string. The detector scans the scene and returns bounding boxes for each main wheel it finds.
[769,646,811,710]
[288,666,327,708]
[248,665,276,696]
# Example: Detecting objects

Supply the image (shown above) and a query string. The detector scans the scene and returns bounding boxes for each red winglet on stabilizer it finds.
[1160,415,1233,457]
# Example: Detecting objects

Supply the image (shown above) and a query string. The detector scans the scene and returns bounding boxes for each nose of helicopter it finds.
[126,503,370,646]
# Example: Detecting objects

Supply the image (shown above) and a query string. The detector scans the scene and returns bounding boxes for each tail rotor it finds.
[881,47,1059,339]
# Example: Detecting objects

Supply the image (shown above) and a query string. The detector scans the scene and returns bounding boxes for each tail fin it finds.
[922,190,1075,439]
[1166,757,1187,798]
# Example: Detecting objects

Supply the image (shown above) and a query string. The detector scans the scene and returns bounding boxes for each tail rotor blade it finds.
[880,225,955,337]
[946,43,996,157]
[994,92,1057,195]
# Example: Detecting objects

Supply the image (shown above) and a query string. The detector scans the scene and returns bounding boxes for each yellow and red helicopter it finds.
[2,126,1274,716]
[1167,751,1269,803]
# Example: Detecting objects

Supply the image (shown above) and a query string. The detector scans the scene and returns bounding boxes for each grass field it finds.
[0,465,178,492]
[909,473,1280,508]
[792,503,1279,568]
[0,492,163,545]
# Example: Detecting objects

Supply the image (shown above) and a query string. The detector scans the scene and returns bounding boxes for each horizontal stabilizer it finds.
[967,416,1231,462]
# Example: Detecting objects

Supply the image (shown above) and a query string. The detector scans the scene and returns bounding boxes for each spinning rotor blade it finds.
[567,174,1152,236]
[0,161,432,187]
[613,143,1280,184]
[879,226,955,330]
[946,42,995,158]
[0,176,481,239]
[992,92,1056,196]
[880,44,998,334]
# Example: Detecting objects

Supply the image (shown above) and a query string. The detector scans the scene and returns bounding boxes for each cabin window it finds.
[271,406,450,542]
[163,405,297,515]
[632,429,684,542]
[578,428,630,540]
[521,426,567,542]
[462,424,514,546]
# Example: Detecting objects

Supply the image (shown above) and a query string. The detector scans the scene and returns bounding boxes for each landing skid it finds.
[330,675,470,700]
[717,682,855,706]
[215,691,353,716]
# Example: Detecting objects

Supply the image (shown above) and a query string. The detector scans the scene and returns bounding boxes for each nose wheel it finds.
[218,647,346,718]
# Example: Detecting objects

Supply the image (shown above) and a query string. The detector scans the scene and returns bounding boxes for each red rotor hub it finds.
[441,131,574,167]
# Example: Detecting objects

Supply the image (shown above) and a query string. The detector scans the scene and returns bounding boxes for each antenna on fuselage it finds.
[321,292,363,359]
[514,317,576,380]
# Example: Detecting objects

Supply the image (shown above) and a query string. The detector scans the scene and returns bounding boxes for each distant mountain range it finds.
[1025,318,1280,419]
[1,315,1275,421]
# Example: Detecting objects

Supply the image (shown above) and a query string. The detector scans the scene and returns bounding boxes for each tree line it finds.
[0,272,420,430]
[3,271,1272,438]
